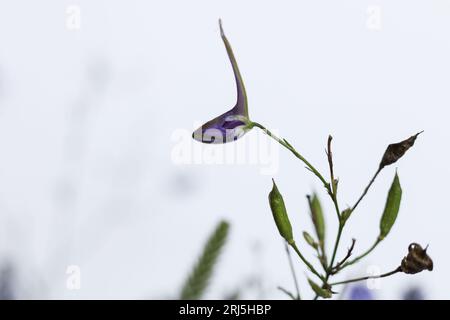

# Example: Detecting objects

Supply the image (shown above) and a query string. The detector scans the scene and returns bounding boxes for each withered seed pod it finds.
[400,243,433,274]
[379,132,423,169]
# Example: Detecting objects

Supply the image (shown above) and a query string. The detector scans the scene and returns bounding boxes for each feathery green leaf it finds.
[180,220,230,299]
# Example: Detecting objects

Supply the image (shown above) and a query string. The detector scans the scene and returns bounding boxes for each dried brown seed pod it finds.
[400,243,433,274]
[379,132,423,169]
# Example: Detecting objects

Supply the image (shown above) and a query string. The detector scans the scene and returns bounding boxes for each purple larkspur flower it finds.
[192,20,252,144]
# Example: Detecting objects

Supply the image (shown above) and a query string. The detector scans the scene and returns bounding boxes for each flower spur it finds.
[192,20,252,144]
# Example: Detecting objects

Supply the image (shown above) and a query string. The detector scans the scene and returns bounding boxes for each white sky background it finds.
[0,0,448,299]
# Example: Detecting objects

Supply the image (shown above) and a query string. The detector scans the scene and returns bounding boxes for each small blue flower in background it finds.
[192,20,252,144]
[348,284,374,300]
[0,262,16,300]
[402,286,425,300]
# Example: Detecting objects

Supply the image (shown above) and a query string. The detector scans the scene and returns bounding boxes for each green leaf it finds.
[180,220,230,299]
[379,172,402,240]
[302,231,318,250]
[309,194,325,245]
[269,179,294,244]
[308,279,332,299]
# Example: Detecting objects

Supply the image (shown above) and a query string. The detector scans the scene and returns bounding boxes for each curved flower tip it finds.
[193,20,251,144]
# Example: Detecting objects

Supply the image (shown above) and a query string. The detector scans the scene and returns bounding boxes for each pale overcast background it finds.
[0,0,448,299]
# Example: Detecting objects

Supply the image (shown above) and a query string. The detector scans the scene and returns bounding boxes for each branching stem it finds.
[329,267,401,286]
[253,122,393,299]
[339,238,382,271]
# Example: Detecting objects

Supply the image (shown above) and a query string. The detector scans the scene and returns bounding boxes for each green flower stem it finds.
[329,267,401,286]
[314,221,343,300]
[339,238,382,270]
[290,242,325,282]
[251,122,329,189]
[331,195,341,220]
[285,243,301,300]
[327,167,382,277]
[327,222,344,274]
[351,167,382,212]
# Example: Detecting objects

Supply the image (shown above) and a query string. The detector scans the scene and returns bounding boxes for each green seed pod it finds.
[379,172,402,240]
[308,194,325,245]
[269,179,294,244]
[308,279,332,299]
[303,231,318,250]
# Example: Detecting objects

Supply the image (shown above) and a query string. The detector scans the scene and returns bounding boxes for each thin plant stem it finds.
[285,243,301,300]
[251,122,329,189]
[290,242,325,281]
[351,167,382,212]
[339,238,382,270]
[331,238,356,274]
[329,267,401,286]
[326,223,343,278]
